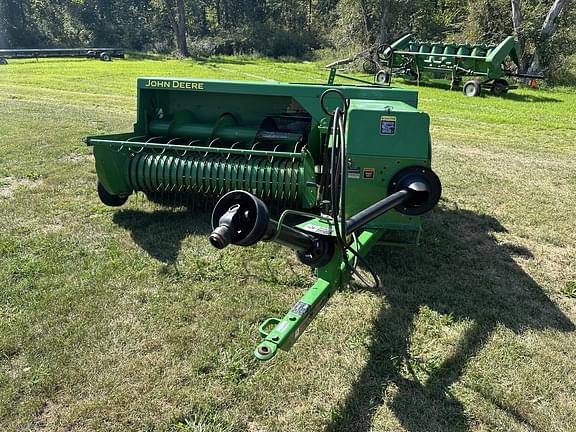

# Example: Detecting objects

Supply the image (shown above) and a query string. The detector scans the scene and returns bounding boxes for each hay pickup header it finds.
[335,34,542,96]
[379,34,525,96]
[86,77,441,360]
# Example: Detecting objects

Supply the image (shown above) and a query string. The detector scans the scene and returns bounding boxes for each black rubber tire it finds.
[100,52,112,62]
[375,70,390,84]
[463,80,481,97]
[492,79,509,96]
[362,60,377,74]
[450,78,462,91]
[97,182,128,207]
[0,57,7,65]
[406,69,420,81]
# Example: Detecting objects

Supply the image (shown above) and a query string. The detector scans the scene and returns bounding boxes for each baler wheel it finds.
[99,52,112,62]
[492,79,509,96]
[375,70,390,84]
[97,182,128,207]
[463,80,481,97]
[0,57,7,65]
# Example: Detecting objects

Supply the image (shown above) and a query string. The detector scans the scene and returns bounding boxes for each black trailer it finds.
[0,48,125,65]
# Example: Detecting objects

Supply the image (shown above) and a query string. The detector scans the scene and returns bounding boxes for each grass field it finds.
[1,56,575,432]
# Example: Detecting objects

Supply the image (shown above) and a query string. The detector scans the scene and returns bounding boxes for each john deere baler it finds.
[87,77,441,360]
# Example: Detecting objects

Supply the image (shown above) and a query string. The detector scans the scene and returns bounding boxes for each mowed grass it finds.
[0,56,575,432]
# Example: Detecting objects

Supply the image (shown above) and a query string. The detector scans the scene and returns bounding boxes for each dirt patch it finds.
[60,152,93,163]
[31,399,64,431]
[0,177,43,199]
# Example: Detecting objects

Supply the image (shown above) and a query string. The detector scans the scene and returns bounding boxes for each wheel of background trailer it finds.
[0,57,7,65]
[97,182,128,207]
[407,69,420,81]
[463,80,481,97]
[450,78,461,91]
[492,79,509,96]
[100,52,112,62]
[375,70,390,84]
[362,60,377,74]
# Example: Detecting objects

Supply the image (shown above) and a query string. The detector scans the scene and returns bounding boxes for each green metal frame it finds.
[86,78,421,209]
[382,33,520,82]
[254,227,383,360]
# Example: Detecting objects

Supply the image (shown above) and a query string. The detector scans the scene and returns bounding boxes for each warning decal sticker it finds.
[363,168,375,179]
[380,115,397,135]
[290,301,311,317]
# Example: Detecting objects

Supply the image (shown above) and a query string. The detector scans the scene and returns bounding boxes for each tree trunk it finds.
[215,0,221,27]
[165,0,189,57]
[175,0,189,57]
[378,0,392,45]
[527,0,570,74]
[358,0,372,45]
[510,0,528,71]
[510,0,522,31]
[541,0,570,37]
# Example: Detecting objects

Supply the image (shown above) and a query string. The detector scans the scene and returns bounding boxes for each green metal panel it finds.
[343,99,430,231]
[88,77,430,224]
[344,100,430,158]
[88,78,424,209]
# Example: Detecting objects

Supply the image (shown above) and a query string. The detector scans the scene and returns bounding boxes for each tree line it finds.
[0,0,574,82]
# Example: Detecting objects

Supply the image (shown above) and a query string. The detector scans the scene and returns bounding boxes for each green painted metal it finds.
[88,134,317,207]
[86,77,422,209]
[87,75,437,360]
[381,33,521,88]
[343,99,429,231]
[254,229,383,360]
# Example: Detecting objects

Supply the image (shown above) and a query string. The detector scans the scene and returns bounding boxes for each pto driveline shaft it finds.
[345,189,413,234]
[263,222,316,253]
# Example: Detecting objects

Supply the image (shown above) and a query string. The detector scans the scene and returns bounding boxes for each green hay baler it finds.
[86,77,441,360]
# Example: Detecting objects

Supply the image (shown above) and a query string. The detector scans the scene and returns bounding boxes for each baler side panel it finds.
[344,100,430,231]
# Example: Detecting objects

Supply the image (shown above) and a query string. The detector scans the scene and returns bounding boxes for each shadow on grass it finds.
[112,207,211,264]
[395,78,562,103]
[499,92,562,103]
[123,51,172,61]
[327,204,574,432]
[194,56,259,66]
